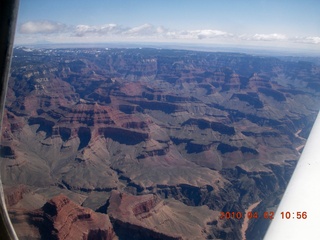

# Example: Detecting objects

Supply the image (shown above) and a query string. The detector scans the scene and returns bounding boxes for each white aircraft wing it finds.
[264,111,320,239]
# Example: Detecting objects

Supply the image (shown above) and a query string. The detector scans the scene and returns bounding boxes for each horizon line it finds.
[13,41,320,57]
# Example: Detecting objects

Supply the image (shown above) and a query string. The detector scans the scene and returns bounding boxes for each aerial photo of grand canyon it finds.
[1,46,320,239]
[1,1,320,239]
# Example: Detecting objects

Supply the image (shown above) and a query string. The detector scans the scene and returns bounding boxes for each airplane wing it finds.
[264,111,320,239]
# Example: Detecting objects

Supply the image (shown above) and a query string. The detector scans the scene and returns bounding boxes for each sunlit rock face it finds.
[28,194,116,240]
[2,47,320,239]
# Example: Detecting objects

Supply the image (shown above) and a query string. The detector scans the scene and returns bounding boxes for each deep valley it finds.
[1,47,320,239]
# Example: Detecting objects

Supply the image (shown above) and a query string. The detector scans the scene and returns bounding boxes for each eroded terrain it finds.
[1,47,320,239]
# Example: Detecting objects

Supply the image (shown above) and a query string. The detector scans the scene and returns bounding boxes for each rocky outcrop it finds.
[118,104,143,114]
[182,118,235,135]
[29,194,116,240]
[231,93,264,108]
[248,73,272,89]
[57,103,114,127]
[99,127,148,145]
[129,100,182,114]
[107,190,215,240]
[107,191,181,239]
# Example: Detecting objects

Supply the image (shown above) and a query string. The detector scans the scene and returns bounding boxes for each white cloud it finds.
[164,29,232,40]
[305,37,320,44]
[194,29,232,39]
[19,21,67,34]
[156,26,167,34]
[251,33,287,41]
[18,21,232,41]
[73,23,164,38]
[125,24,155,35]
[293,36,320,44]
[74,24,121,37]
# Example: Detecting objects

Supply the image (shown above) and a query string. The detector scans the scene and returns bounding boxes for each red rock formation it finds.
[108,190,183,240]
[29,194,116,240]
[107,190,215,239]
[108,190,160,219]
[248,73,271,89]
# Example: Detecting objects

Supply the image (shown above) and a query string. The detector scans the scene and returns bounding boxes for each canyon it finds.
[1,47,320,239]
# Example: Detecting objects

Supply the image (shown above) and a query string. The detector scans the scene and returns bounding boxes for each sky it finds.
[15,0,320,53]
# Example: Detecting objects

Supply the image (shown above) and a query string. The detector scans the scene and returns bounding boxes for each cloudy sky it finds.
[16,0,320,53]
